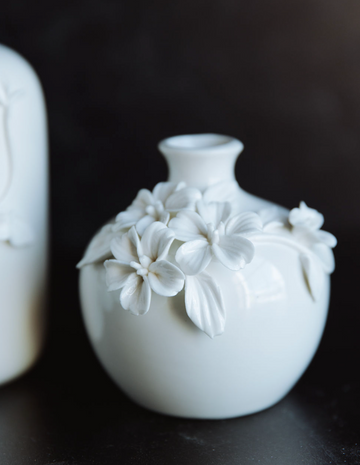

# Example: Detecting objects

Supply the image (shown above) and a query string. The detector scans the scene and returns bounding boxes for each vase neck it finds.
[158,134,243,191]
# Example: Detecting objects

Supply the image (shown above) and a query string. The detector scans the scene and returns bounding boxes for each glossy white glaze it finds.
[79,134,334,418]
[0,44,48,385]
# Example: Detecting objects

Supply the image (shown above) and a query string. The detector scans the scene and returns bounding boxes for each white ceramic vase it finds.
[79,134,336,419]
[0,45,48,385]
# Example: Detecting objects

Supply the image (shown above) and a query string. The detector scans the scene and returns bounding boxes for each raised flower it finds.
[289,201,337,272]
[289,201,325,231]
[288,201,337,300]
[113,182,202,236]
[104,222,185,315]
[169,201,262,275]
[202,180,241,205]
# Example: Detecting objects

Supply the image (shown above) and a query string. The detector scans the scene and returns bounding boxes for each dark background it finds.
[0,1,359,464]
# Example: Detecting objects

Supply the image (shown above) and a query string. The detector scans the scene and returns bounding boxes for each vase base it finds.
[124,391,289,420]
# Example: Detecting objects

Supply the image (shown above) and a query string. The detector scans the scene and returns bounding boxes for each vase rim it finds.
[158,133,244,157]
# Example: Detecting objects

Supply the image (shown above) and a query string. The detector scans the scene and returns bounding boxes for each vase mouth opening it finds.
[158,133,243,157]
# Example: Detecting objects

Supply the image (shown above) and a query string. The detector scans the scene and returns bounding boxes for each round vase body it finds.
[80,134,329,419]
[0,45,48,385]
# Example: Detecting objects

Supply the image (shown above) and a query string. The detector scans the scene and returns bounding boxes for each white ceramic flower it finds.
[289,202,337,300]
[77,222,117,268]
[104,222,185,315]
[289,201,325,231]
[289,201,337,270]
[169,201,262,275]
[0,209,34,247]
[113,182,202,236]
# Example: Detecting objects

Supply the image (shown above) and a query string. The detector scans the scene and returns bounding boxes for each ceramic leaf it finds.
[300,253,325,301]
[185,271,226,338]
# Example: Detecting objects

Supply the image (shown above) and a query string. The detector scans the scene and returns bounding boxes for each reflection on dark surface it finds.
[0,328,359,465]
[0,385,45,463]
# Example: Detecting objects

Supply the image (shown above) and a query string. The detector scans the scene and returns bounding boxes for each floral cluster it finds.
[259,201,337,300]
[288,201,337,300]
[78,182,263,337]
[77,182,337,338]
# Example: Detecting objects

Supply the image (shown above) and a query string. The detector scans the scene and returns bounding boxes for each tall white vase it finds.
[0,44,48,385]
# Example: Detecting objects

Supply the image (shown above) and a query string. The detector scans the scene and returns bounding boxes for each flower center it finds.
[130,255,153,277]
[145,201,165,220]
[206,222,225,245]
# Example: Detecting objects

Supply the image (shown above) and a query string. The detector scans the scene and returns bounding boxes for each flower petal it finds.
[289,201,324,230]
[136,215,156,236]
[300,253,325,301]
[311,243,335,274]
[197,201,231,228]
[140,221,175,261]
[110,226,140,263]
[175,240,212,275]
[203,180,240,205]
[77,223,115,268]
[212,235,254,270]
[113,209,144,232]
[168,211,208,241]
[185,271,226,338]
[104,260,135,291]
[148,260,185,296]
[120,275,152,315]
[226,212,263,236]
[165,187,202,212]
[315,230,337,248]
[152,182,178,204]
[160,211,170,225]
[131,188,154,210]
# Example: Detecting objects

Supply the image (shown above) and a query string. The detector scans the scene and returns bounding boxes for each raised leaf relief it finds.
[169,201,261,275]
[202,180,241,205]
[185,271,225,338]
[113,181,202,236]
[258,206,289,232]
[0,83,34,248]
[300,253,325,301]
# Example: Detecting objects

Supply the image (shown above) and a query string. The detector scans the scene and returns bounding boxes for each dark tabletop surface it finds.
[0,242,359,465]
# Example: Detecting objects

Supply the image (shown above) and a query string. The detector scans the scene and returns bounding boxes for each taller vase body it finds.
[80,134,331,419]
[0,45,48,385]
